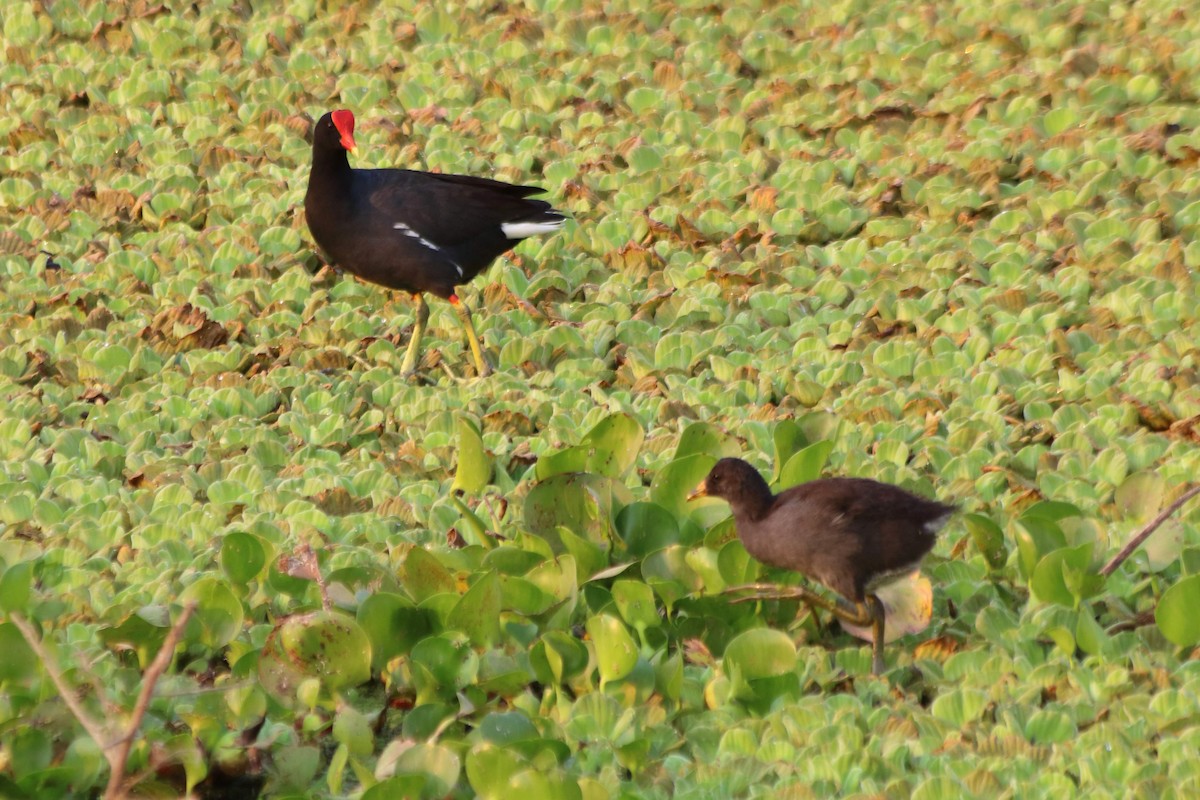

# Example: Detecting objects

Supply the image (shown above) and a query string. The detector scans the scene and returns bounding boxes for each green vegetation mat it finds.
[2,0,1200,797]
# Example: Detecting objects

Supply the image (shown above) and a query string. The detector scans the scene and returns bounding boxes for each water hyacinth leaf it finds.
[651,453,716,517]
[641,545,703,608]
[614,501,679,557]
[333,705,375,758]
[1031,543,1095,607]
[612,579,660,635]
[557,526,608,583]
[258,610,371,701]
[586,613,637,688]
[537,413,643,480]
[447,571,502,647]
[0,560,32,612]
[535,445,589,480]
[476,711,539,745]
[180,577,244,648]
[674,422,740,461]
[466,745,525,799]
[1114,471,1165,521]
[357,592,433,669]
[274,744,322,792]
[220,532,267,585]
[523,473,631,550]
[409,636,464,693]
[362,775,428,800]
[579,412,644,478]
[1014,516,1068,580]
[452,415,491,493]
[1142,519,1186,572]
[530,630,589,685]
[963,513,1008,570]
[722,628,797,680]
[1156,574,1200,647]
[450,495,495,550]
[1075,603,1105,655]
[507,770,583,800]
[717,539,757,585]
[930,688,987,727]
[771,420,806,482]
[381,742,461,798]
[402,547,457,602]
[778,441,833,489]
[0,622,38,682]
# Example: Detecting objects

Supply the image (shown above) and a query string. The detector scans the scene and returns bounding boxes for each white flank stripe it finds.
[924,511,953,535]
[501,219,565,239]
[394,222,441,252]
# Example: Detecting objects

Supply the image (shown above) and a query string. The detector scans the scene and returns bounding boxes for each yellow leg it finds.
[450,294,493,377]
[400,294,429,377]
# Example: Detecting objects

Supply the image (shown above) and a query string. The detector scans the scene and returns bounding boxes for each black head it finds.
[313,109,357,153]
[690,457,774,514]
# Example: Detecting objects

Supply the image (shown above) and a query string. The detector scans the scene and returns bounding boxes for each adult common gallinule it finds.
[690,457,955,675]
[304,110,566,377]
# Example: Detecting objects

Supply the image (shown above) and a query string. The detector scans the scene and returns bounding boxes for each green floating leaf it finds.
[674,422,740,461]
[357,592,434,669]
[722,628,797,681]
[586,613,638,688]
[1024,708,1077,744]
[0,622,38,682]
[362,775,428,800]
[930,687,987,727]
[220,532,267,585]
[535,413,644,480]
[557,526,608,583]
[530,630,589,685]
[1042,107,1078,136]
[0,560,33,613]
[409,636,465,700]
[273,744,322,792]
[523,473,631,551]
[333,705,375,759]
[1031,543,1096,607]
[450,496,495,550]
[963,513,1007,570]
[447,571,502,647]
[771,421,807,482]
[507,770,584,800]
[651,453,716,518]
[1014,516,1068,580]
[402,547,457,602]
[615,502,680,557]
[181,577,244,648]
[612,579,660,635]
[258,610,372,702]
[1075,603,1106,656]
[466,744,524,800]
[383,742,461,798]
[1157,574,1200,647]
[778,440,833,489]
[453,415,492,493]
[1114,471,1165,522]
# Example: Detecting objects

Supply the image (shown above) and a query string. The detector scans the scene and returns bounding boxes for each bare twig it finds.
[1100,485,1200,577]
[107,602,196,798]
[9,613,110,750]
[1105,609,1157,635]
[11,604,197,800]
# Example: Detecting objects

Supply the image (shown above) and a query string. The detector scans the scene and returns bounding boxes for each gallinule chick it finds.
[690,457,955,675]
[304,110,567,377]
